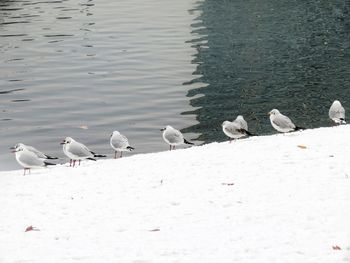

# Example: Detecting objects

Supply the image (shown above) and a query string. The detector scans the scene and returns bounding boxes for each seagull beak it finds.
[9,146,15,150]
[60,141,65,145]
[160,128,165,131]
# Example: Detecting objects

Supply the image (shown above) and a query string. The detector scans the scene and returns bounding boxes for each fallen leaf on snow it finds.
[297,145,307,149]
[149,228,160,232]
[222,183,235,186]
[25,225,40,232]
[332,245,341,250]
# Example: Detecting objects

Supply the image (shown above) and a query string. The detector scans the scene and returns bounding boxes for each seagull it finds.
[234,115,248,131]
[161,125,194,150]
[268,109,304,133]
[222,117,254,143]
[329,100,346,125]
[11,144,55,175]
[60,137,106,167]
[10,143,58,160]
[110,131,134,158]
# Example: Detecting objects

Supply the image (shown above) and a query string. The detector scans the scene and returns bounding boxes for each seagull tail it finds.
[340,118,346,124]
[127,146,135,151]
[90,151,107,158]
[93,154,107,158]
[44,161,56,166]
[45,155,59,160]
[241,129,257,136]
[87,157,97,161]
[294,126,306,131]
[184,138,194,145]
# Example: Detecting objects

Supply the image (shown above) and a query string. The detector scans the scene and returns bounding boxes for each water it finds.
[1,0,350,171]
[183,0,350,142]
[0,0,202,170]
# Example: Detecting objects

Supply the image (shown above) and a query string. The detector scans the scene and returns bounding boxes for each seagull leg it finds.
[79,160,81,166]
[120,151,123,158]
[23,168,27,176]
[114,151,117,159]
[173,145,176,150]
[169,145,172,151]
[72,160,76,167]
[69,159,72,167]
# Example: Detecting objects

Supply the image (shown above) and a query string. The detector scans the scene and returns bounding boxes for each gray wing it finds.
[26,145,47,159]
[19,151,45,167]
[272,114,296,129]
[329,105,345,120]
[233,119,248,130]
[69,141,93,158]
[165,129,183,144]
[225,122,243,135]
[111,134,129,149]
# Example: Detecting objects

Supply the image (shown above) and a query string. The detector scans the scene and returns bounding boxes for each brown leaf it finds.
[332,245,341,250]
[222,183,235,186]
[297,145,307,149]
[25,225,39,232]
[149,228,160,232]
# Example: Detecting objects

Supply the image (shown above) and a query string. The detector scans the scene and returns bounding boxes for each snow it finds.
[1,125,350,262]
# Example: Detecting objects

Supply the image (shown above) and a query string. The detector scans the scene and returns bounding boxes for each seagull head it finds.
[236,115,245,121]
[268,109,280,116]
[160,125,172,132]
[222,121,231,127]
[61,137,73,145]
[11,144,24,153]
[10,143,24,150]
[111,131,120,137]
[332,100,341,106]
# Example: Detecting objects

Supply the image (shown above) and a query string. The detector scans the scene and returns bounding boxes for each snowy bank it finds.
[1,126,350,262]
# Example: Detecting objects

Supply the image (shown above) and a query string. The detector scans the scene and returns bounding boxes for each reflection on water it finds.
[0,0,200,170]
[184,0,350,142]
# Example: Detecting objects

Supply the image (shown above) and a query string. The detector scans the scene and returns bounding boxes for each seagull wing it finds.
[111,133,129,149]
[272,114,296,130]
[69,141,93,158]
[165,129,183,144]
[18,151,45,167]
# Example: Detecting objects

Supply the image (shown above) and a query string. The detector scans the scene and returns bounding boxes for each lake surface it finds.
[1,0,350,171]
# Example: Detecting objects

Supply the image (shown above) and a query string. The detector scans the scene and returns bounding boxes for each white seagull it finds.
[234,115,248,131]
[60,137,106,167]
[161,125,194,150]
[222,117,254,143]
[269,109,304,133]
[110,131,134,158]
[11,144,55,175]
[10,143,58,160]
[329,100,346,125]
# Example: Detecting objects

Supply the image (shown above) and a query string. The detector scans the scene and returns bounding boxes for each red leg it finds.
[69,159,72,167]
[114,151,117,159]
[72,160,76,167]
[169,145,172,151]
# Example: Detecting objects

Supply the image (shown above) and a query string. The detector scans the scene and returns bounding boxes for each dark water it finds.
[184,0,350,141]
[1,0,350,171]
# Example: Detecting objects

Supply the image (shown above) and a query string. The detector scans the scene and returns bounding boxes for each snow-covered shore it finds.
[1,126,350,262]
